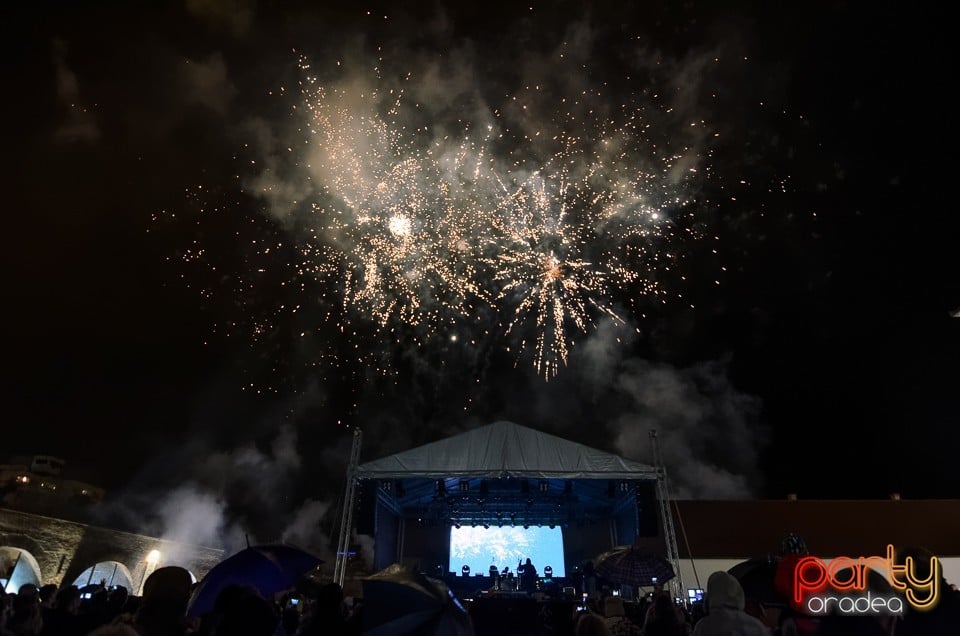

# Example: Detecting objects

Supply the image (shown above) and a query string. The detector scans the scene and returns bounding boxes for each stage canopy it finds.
[356,420,658,480]
[353,421,659,530]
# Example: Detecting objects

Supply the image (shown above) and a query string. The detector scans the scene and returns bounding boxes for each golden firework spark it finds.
[190,54,710,379]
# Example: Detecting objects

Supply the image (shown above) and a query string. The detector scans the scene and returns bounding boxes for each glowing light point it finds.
[544,255,563,281]
[388,214,413,237]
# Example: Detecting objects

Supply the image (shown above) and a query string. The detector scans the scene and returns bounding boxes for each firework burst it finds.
[302,68,491,334]
[479,114,699,376]
[177,52,712,382]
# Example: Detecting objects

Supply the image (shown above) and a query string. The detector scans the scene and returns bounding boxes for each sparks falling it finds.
[179,51,714,380]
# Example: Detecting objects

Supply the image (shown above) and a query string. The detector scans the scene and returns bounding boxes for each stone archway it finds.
[0,546,43,592]
[71,561,135,592]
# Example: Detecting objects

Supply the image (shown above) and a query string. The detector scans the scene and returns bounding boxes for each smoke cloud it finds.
[185,0,255,36]
[51,38,100,143]
[99,413,338,564]
[525,320,766,498]
[281,499,331,555]
[153,486,246,563]
[607,359,764,498]
[183,53,237,115]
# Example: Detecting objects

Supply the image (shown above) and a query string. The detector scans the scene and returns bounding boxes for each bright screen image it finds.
[449,525,565,577]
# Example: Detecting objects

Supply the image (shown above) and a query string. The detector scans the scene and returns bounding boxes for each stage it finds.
[336,422,681,612]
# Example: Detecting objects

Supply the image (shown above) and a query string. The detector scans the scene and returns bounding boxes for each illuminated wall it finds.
[0,507,222,589]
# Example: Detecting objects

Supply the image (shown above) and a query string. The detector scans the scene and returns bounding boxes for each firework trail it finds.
[302,67,493,333]
[176,52,711,381]
[480,115,699,377]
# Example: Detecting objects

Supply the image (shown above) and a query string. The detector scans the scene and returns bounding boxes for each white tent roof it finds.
[354,420,658,480]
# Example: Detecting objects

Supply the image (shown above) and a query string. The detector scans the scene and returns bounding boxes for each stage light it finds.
[539,480,549,493]
[523,524,529,529]
[459,480,470,492]
[549,524,555,529]
[483,523,489,529]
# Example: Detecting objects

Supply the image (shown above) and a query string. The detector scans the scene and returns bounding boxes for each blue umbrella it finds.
[187,544,321,617]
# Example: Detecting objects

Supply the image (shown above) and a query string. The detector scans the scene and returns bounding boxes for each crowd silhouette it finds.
[2,541,959,635]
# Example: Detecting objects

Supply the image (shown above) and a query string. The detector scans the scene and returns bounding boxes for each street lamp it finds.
[137,550,162,595]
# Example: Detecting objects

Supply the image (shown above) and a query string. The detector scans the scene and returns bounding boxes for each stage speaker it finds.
[636,481,659,537]
[355,480,377,535]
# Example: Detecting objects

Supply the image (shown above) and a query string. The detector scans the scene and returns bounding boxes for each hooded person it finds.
[692,571,769,636]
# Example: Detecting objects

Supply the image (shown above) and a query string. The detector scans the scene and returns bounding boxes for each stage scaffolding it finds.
[333,422,686,594]
[333,428,362,587]
[650,429,684,600]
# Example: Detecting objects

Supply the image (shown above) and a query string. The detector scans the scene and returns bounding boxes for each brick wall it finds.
[0,507,222,590]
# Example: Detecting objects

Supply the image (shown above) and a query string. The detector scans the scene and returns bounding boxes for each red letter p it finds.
[794,556,829,604]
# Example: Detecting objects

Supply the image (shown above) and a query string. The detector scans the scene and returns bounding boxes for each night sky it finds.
[3,1,957,544]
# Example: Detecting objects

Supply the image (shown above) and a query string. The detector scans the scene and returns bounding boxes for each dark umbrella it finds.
[187,544,321,617]
[728,556,783,606]
[361,564,472,636]
[593,546,675,587]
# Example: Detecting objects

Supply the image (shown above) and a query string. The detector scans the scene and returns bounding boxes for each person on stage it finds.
[520,557,538,592]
